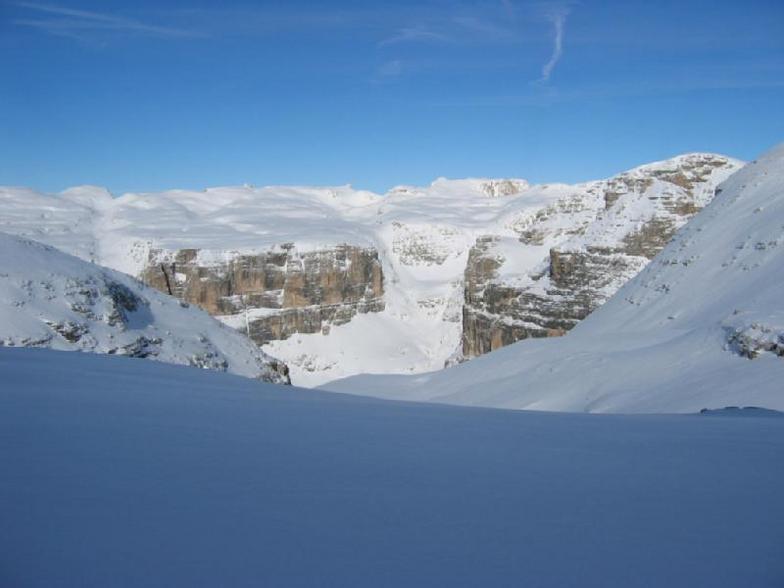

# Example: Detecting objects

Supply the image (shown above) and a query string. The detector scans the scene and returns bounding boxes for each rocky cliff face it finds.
[0,153,742,386]
[461,154,738,358]
[462,238,584,357]
[140,244,385,346]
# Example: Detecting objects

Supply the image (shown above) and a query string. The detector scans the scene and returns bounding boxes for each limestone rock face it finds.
[462,238,596,357]
[140,244,385,346]
[461,154,738,358]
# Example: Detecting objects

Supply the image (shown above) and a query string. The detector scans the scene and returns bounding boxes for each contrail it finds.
[539,8,569,83]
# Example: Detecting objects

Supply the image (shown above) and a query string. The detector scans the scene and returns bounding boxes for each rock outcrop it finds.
[461,154,739,358]
[140,244,385,346]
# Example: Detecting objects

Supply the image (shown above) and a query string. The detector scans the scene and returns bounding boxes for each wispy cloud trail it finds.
[539,7,569,83]
[376,59,404,79]
[379,26,448,47]
[13,1,202,39]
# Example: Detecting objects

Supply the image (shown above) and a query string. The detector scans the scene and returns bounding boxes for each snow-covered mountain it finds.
[324,145,784,413]
[0,233,289,383]
[460,154,740,356]
[0,154,741,386]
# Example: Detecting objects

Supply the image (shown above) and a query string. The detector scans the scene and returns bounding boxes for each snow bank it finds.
[1,347,782,586]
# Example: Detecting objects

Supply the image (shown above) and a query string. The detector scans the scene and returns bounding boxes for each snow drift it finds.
[1,347,782,587]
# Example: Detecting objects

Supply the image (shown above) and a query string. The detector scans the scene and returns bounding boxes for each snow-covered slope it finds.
[0,233,289,383]
[0,154,741,386]
[2,347,782,587]
[324,145,784,413]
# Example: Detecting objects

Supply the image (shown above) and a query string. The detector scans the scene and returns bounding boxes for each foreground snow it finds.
[324,145,784,412]
[0,233,288,383]
[1,347,782,587]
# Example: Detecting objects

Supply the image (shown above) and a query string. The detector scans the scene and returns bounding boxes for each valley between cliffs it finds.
[0,153,741,385]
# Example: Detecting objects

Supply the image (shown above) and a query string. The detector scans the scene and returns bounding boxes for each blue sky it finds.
[1,0,783,194]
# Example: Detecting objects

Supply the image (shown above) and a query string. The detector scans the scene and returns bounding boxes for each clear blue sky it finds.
[1,0,783,194]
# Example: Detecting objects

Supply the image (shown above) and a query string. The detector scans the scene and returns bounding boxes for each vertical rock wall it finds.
[141,244,385,345]
[461,154,737,358]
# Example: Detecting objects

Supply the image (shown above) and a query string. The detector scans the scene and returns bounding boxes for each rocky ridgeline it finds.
[461,154,738,357]
[140,244,385,345]
[0,154,743,385]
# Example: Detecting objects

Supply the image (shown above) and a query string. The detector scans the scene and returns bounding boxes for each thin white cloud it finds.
[378,8,520,49]
[14,1,203,39]
[452,15,517,40]
[379,25,449,47]
[538,7,570,83]
[377,59,404,78]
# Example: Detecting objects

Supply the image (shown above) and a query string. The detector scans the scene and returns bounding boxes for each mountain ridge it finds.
[323,144,784,413]
[0,152,743,385]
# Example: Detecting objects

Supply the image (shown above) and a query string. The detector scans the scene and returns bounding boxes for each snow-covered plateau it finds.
[324,145,784,413]
[0,233,289,383]
[1,347,782,587]
[0,153,742,386]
